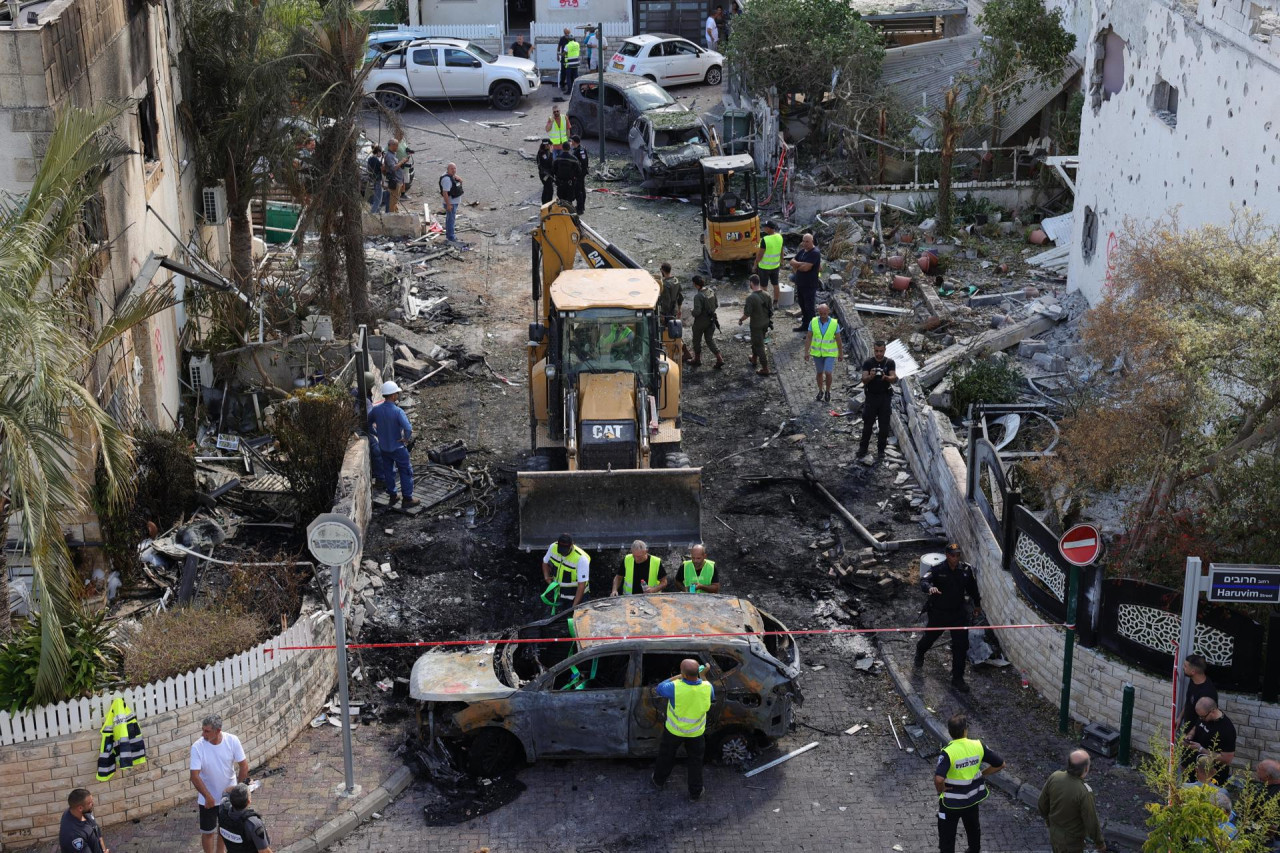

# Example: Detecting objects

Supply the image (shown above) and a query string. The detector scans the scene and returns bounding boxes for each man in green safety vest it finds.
[545,106,568,147]
[651,658,714,800]
[561,36,580,94]
[803,302,843,404]
[934,712,1005,853]
[541,532,590,612]
[755,220,784,306]
[681,544,720,593]
[612,539,668,595]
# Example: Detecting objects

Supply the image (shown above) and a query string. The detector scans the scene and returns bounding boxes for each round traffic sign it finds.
[306,513,362,567]
[1059,523,1102,567]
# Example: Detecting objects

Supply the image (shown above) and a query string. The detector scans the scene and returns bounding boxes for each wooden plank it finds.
[916,313,1057,389]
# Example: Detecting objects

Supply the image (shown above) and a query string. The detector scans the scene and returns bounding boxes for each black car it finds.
[566,72,691,141]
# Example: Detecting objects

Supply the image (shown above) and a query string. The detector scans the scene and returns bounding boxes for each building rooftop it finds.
[850,0,967,19]
[0,0,65,29]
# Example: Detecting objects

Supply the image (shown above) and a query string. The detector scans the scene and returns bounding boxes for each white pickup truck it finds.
[365,38,540,112]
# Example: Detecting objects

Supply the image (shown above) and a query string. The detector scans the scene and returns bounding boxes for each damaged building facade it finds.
[1047,0,1280,303]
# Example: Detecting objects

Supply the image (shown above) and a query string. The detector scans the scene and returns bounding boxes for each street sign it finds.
[1207,564,1280,604]
[1059,523,1102,567]
[306,513,361,568]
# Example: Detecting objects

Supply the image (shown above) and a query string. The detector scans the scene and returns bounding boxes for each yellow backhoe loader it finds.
[517,201,701,551]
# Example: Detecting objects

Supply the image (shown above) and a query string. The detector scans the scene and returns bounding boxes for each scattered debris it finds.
[743,742,820,777]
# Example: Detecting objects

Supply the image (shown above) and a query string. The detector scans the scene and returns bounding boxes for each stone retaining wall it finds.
[834,296,1280,766]
[0,437,371,850]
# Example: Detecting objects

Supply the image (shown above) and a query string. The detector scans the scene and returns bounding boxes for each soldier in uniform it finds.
[914,543,982,692]
[689,275,722,369]
[739,274,773,376]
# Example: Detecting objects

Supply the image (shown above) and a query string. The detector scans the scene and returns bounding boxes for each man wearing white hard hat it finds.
[368,381,418,508]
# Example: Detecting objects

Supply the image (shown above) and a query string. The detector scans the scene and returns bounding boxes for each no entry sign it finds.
[1059,523,1102,567]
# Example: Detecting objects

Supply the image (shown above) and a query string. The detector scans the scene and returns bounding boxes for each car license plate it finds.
[612,61,624,69]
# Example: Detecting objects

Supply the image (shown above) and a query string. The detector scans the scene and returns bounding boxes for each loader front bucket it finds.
[517,468,702,551]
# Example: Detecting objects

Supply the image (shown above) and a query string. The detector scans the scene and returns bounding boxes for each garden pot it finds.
[1029,229,1049,245]
[892,274,912,291]
[888,255,905,270]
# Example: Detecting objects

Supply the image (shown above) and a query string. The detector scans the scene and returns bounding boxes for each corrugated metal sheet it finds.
[881,33,1081,144]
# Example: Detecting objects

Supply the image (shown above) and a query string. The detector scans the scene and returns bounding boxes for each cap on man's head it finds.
[945,543,961,554]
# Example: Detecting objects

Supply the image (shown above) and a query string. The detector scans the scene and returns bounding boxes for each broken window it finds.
[1081,206,1098,261]
[551,653,630,690]
[1151,79,1179,128]
[138,90,159,163]
[81,191,108,246]
[1090,29,1126,111]
[642,652,703,685]
[713,654,740,674]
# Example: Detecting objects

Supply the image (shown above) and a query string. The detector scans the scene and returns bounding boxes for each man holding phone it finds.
[859,339,897,464]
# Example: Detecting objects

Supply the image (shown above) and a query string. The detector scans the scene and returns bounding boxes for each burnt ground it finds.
[327,82,1152,848]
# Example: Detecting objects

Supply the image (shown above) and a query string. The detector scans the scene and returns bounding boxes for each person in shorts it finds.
[803,302,842,403]
[190,714,249,853]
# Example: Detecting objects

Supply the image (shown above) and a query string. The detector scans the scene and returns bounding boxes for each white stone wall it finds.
[1064,0,1280,304]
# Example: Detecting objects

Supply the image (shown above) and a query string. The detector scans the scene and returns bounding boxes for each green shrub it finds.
[0,608,122,711]
[272,384,356,523]
[949,358,1024,418]
[120,606,267,686]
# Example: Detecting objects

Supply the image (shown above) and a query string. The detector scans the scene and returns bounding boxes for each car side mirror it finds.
[472,59,482,67]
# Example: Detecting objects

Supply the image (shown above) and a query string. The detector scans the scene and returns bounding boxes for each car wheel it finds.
[704,65,722,86]
[377,86,408,113]
[643,75,657,83]
[490,81,521,111]
[568,116,584,139]
[467,728,524,776]
[708,728,754,767]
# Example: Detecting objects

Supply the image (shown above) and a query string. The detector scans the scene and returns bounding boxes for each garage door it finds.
[634,0,706,44]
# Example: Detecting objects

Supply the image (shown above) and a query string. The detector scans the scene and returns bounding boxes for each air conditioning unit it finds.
[200,184,228,225]
[189,355,215,389]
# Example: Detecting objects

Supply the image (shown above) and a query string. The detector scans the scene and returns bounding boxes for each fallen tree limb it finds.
[916,313,1058,389]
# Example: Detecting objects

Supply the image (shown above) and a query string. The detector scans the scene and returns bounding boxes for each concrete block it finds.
[362,211,424,238]
[1017,339,1048,358]
[968,292,1010,308]
[1031,352,1066,372]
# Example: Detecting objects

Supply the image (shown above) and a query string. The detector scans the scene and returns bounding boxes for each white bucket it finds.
[777,283,795,308]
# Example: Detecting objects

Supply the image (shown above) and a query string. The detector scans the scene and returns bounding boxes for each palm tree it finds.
[0,102,174,703]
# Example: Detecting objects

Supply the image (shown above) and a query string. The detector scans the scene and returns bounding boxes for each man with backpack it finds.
[439,162,463,244]
[690,275,722,369]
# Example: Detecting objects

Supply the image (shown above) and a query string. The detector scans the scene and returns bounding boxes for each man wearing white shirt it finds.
[541,532,590,610]
[190,715,249,853]
[705,6,723,49]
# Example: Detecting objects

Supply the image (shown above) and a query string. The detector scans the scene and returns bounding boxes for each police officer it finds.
[915,544,983,692]
[553,141,582,208]
[217,784,273,853]
[681,544,719,593]
[536,139,555,204]
[612,539,668,595]
[755,220,784,306]
[60,788,109,853]
[934,713,1004,853]
[689,275,722,369]
[541,533,590,611]
[651,658,714,800]
[570,134,589,214]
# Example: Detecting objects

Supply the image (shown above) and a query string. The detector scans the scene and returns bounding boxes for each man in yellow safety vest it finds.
[934,712,1005,853]
[545,106,569,147]
[681,544,719,593]
[651,658,714,800]
[542,532,590,611]
[803,302,843,404]
[755,220,784,306]
[612,539,668,595]
[561,36,580,94]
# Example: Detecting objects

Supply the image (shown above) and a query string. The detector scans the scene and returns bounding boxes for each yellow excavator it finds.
[517,200,702,551]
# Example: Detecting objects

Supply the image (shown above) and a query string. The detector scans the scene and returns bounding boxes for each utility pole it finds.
[597,21,605,165]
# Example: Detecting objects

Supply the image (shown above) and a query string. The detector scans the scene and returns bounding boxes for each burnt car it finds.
[410,594,802,774]
[628,110,713,190]
[566,72,690,142]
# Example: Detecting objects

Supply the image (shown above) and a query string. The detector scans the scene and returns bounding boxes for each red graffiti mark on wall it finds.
[153,327,166,378]
[1104,231,1119,289]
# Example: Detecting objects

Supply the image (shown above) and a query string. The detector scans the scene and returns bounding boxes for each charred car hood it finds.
[653,142,711,171]
[409,644,516,701]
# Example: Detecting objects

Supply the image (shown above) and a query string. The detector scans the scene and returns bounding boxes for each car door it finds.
[407,47,442,98]
[441,47,485,97]
[530,651,634,758]
[628,117,651,172]
[630,650,726,756]
[602,84,630,140]
[664,39,704,86]
[575,80,600,137]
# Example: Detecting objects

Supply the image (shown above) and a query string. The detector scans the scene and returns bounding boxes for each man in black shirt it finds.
[510,34,532,59]
[60,788,108,853]
[1188,697,1237,786]
[536,139,555,204]
[570,134,589,214]
[859,339,897,463]
[788,232,821,331]
[218,783,273,853]
[1180,653,1218,734]
[915,544,983,692]
[553,142,582,207]
[556,29,572,91]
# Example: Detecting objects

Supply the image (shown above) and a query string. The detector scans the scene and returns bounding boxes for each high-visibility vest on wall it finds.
[549,116,568,145]
[665,679,712,737]
[623,554,662,593]
[549,543,588,598]
[682,559,715,592]
[97,697,147,781]
[939,737,989,809]
[808,317,839,357]
[759,232,783,270]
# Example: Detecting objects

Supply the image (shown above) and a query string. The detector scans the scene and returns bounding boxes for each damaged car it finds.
[566,72,689,142]
[629,110,713,190]
[410,594,802,775]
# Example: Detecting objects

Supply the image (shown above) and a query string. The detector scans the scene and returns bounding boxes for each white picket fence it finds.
[0,617,319,747]
[530,21,634,39]
[384,23,503,41]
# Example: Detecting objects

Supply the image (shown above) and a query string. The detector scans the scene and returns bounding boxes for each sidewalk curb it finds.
[878,640,1148,850]
[278,764,414,853]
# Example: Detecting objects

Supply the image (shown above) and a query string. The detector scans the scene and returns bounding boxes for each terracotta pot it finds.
[917,251,938,274]
[892,274,912,291]
[888,255,905,270]
[996,263,1009,274]
[899,232,915,245]
[1029,229,1049,245]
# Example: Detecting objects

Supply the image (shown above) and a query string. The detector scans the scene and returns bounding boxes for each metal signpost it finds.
[1056,524,1101,733]
[306,513,362,798]
[597,21,605,164]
